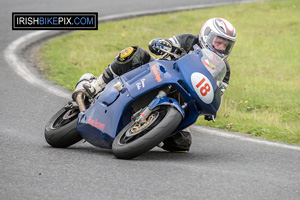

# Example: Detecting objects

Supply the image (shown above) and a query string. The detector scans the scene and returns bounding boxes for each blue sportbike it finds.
[44,44,226,159]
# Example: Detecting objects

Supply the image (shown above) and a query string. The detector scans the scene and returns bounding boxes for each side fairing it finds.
[77,77,133,149]
[121,60,178,99]
[77,61,181,149]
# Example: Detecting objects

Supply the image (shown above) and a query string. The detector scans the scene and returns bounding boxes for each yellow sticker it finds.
[120,47,134,58]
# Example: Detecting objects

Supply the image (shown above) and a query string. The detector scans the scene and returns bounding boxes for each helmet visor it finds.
[207,34,235,57]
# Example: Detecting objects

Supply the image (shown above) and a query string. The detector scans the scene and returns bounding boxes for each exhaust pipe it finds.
[72,90,86,112]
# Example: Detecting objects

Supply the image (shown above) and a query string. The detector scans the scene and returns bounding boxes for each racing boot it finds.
[83,74,107,98]
[83,62,118,97]
[161,130,192,152]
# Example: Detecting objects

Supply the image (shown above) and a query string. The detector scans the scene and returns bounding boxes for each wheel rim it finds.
[127,111,159,137]
[118,107,168,145]
[52,108,79,129]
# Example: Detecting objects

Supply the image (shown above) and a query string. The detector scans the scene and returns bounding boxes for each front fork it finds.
[134,85,186,148]
[134,85,185,124]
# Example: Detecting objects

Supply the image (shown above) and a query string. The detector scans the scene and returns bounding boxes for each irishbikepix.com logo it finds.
[12,12,98,30]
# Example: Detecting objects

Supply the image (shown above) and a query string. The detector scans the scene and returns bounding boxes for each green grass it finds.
[40,0,300,145]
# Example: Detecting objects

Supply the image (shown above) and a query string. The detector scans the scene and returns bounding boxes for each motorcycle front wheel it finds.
[112,106,182,159]
[44,103,82,148]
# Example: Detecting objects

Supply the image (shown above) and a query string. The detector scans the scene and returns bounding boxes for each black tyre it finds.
[45,103,82,148]
[112,106,182,159]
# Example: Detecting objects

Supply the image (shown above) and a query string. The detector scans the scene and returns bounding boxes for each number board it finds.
[191,72,214,104]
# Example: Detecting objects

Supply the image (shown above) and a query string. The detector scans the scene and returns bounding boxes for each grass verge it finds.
[40,0,300,145]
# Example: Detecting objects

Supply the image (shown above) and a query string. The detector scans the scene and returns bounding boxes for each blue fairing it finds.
[77,46,225,149]
[175,53,222,116]
[77,77,133,148]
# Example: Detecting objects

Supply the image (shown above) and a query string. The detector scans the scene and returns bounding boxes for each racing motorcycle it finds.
[44,44,226,159]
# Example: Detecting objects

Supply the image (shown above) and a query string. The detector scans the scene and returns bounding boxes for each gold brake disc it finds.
[130,114,155,133]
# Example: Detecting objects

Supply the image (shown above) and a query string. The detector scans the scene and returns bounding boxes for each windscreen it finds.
[200,48,226,86]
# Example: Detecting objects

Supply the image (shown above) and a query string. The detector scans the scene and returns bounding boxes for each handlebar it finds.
[153,46,186,60]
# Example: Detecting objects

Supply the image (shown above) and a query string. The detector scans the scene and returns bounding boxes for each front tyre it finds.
[45,103,82,148]
[112,106,182,159]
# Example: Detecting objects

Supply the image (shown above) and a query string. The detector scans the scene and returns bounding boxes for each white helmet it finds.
[199,18,236,59]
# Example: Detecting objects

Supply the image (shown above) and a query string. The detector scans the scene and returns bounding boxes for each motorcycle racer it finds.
[76,18,236,152]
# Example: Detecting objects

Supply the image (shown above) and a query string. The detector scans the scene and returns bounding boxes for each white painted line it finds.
[3,30,71,99]
[191,125,300,151]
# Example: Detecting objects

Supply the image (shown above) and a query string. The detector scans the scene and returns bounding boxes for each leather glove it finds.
[148,38,172,55]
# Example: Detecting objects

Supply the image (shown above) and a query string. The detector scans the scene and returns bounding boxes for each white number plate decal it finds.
[191,73,214,104]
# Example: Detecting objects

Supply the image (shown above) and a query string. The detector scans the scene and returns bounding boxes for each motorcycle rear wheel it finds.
[44,103,82,148]
[112,106,182,159]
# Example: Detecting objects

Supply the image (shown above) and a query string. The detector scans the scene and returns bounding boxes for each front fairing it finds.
[174,46,226,116]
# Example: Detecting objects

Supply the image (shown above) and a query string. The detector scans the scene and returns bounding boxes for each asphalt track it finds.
[1,0,300,200]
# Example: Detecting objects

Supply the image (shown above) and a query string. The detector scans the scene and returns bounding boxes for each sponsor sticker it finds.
[88,116,105,131]
[151,64,162,83]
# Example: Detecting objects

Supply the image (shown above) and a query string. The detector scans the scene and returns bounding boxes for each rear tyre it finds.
[45,103,82,148]
[112,106,182,159]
